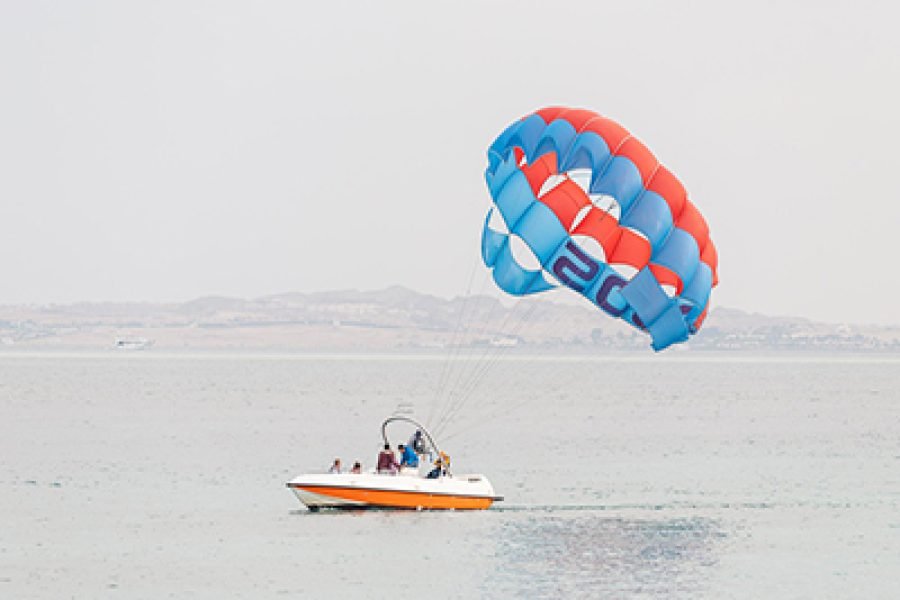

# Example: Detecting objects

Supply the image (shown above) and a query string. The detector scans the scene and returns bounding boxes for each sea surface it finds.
[1,352,899,599]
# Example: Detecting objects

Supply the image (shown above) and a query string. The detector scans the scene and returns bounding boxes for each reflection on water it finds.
[487,514,724,598]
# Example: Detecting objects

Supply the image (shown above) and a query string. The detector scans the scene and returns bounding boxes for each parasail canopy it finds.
[482,107,719,351]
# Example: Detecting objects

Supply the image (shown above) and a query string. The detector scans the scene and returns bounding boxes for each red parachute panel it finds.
[572,208,622,257]
[520,153,558,195]
[535,107,568,124]
[539,179,591,231]
[582,117,631,152]
[676,200,710,250]
[701,240,719,286]
[617,138,659,185]
[557,108,602,131]
[646,165,686,218]
[609,229,652,271]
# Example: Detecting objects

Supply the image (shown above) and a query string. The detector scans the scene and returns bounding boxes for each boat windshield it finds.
[380,416,448,475]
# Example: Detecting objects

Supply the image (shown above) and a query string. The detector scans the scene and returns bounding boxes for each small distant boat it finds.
[286,417,502,511]
[115,337,153,350]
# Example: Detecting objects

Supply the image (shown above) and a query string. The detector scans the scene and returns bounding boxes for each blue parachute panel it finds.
[650,228,700,286]
[620,268,671,325]
[621,190,673,249]
[620,268,690,351]
[493,171,536,229]
[533,119,577,165]
[485,150,520,197]
[590,156,643,215]
[681,261,713,324]
[481,211,506,267]
[560,131,611,173]
[491,114,546,162]
[513,202,569,265]
[587,269,628,317]
[488,119,525,160]
[491,239,554,296]
[647,304,690,351]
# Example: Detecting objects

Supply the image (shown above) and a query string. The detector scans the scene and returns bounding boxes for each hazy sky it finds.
[2,1,898,325]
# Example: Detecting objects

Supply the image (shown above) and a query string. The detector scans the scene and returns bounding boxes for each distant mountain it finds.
[1,287,898,353]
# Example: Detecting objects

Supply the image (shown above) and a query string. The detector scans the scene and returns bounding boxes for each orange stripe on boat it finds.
[289,485,496,510]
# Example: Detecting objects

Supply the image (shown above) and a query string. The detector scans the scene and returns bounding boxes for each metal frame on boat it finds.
[287,416,502,511]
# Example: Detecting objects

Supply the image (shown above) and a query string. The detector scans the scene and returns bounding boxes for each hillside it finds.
[1,287,898,352]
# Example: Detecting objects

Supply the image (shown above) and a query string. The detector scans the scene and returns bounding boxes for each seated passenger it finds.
[438,452,450,475]
[376,443,399,474]
[350,461,362,474]
[426,458,443,479]
[398,443,419,469]
[328,458,342,474]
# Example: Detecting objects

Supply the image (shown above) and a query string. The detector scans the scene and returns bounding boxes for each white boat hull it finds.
[287,472,502,510]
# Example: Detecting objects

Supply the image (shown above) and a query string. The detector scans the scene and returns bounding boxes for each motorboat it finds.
[115,337,153,350]
[286,416,502,511]
[287,471,502,511]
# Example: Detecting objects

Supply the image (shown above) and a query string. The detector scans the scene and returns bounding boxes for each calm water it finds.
[1,352,899,598]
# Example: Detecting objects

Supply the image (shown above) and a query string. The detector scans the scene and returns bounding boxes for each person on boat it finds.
[426,457,443,479]
[350,461,362,474]
[398,443,418,469]
[328,458,342,474]
[409,430,427,455]
[376,443,399,474]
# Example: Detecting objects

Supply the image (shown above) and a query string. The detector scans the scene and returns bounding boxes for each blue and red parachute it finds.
[482,107,718,351]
